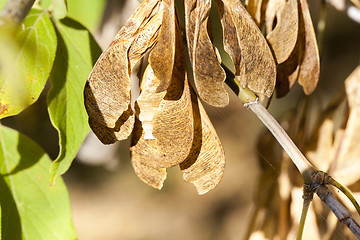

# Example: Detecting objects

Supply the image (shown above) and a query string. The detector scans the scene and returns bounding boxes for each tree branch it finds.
[310,172,360,239]
[223,64,360,239]
[0,0,36,26]
[223,64,315,181]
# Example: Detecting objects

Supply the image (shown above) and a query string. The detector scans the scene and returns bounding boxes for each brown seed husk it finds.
[84,0,161,144]
[266,0,298,64]
[274,0,320,97]
[297,0,320,95]
[130,117,167,190]
[216,0,276,98]
[185,0,229,107]
[180,89,225,195]
[149,0,181,93]
[246,0,264,26]
[136,65,166,140]
[152,76,195,168]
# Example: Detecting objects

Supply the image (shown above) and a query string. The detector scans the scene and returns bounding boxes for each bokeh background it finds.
[2,0,360,239]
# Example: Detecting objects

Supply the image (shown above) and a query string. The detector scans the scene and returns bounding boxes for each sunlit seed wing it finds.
[215,0,276,98]
[149,0,180,92]
[297,0,320,95]
[246,0,264,25]
[275,0,319,97]
[128,11,162,69]
[275,32,301,97]
[136,65,166,140]
[265,0,285,34]
[215,0,244,79]
[185,0,229,107]
[130,118,167,190]
[84,0,161,144]
[266,0,298,64]
[180,89,225,195]
[153,76,194,168]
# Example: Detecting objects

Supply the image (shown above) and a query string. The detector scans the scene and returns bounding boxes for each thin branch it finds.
[316,185,360,238]
[296,198,312,240]
[0,0,36,26]
[245,100,315,178]
[326,176,360,216]
[224,64,316,180]
[223,64,360,238]
[297,184,314,240]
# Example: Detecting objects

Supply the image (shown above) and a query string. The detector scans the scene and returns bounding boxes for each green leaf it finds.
[52,0,68,19]
[0,203,2,237]
[48,17,102,182]
[0,0,6,10]
[40,0,52,9]
[0,9,57,119]
[0,125,76,240]
[67,0,106,31]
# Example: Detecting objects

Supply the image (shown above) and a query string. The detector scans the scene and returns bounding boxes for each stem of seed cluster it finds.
[223,64,316,180]
[296,198,312,240]
[246,99,315,179]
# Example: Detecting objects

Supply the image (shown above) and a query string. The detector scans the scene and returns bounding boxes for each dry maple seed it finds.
[84,0,319,195]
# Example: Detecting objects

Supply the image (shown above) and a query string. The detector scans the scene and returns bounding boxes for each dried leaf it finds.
[128,11,162,68]
[275,43,301,97]
[246,0,264,25]
[185,0,229,107]
[218,2,243,78]
[306,119,335,171]
[149,0,180,92]
[136,65,166,140]
[332,66,360,185]
[180,92,225,194]
[352,0,360,9]
[275,0,320,97]
[216,0,276,97]
[130,118,167,190]
[84,0,161,144]
[266,0,298,64]
[297,0,320,94]
[265,0,285,34]
[152,76,194,168]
